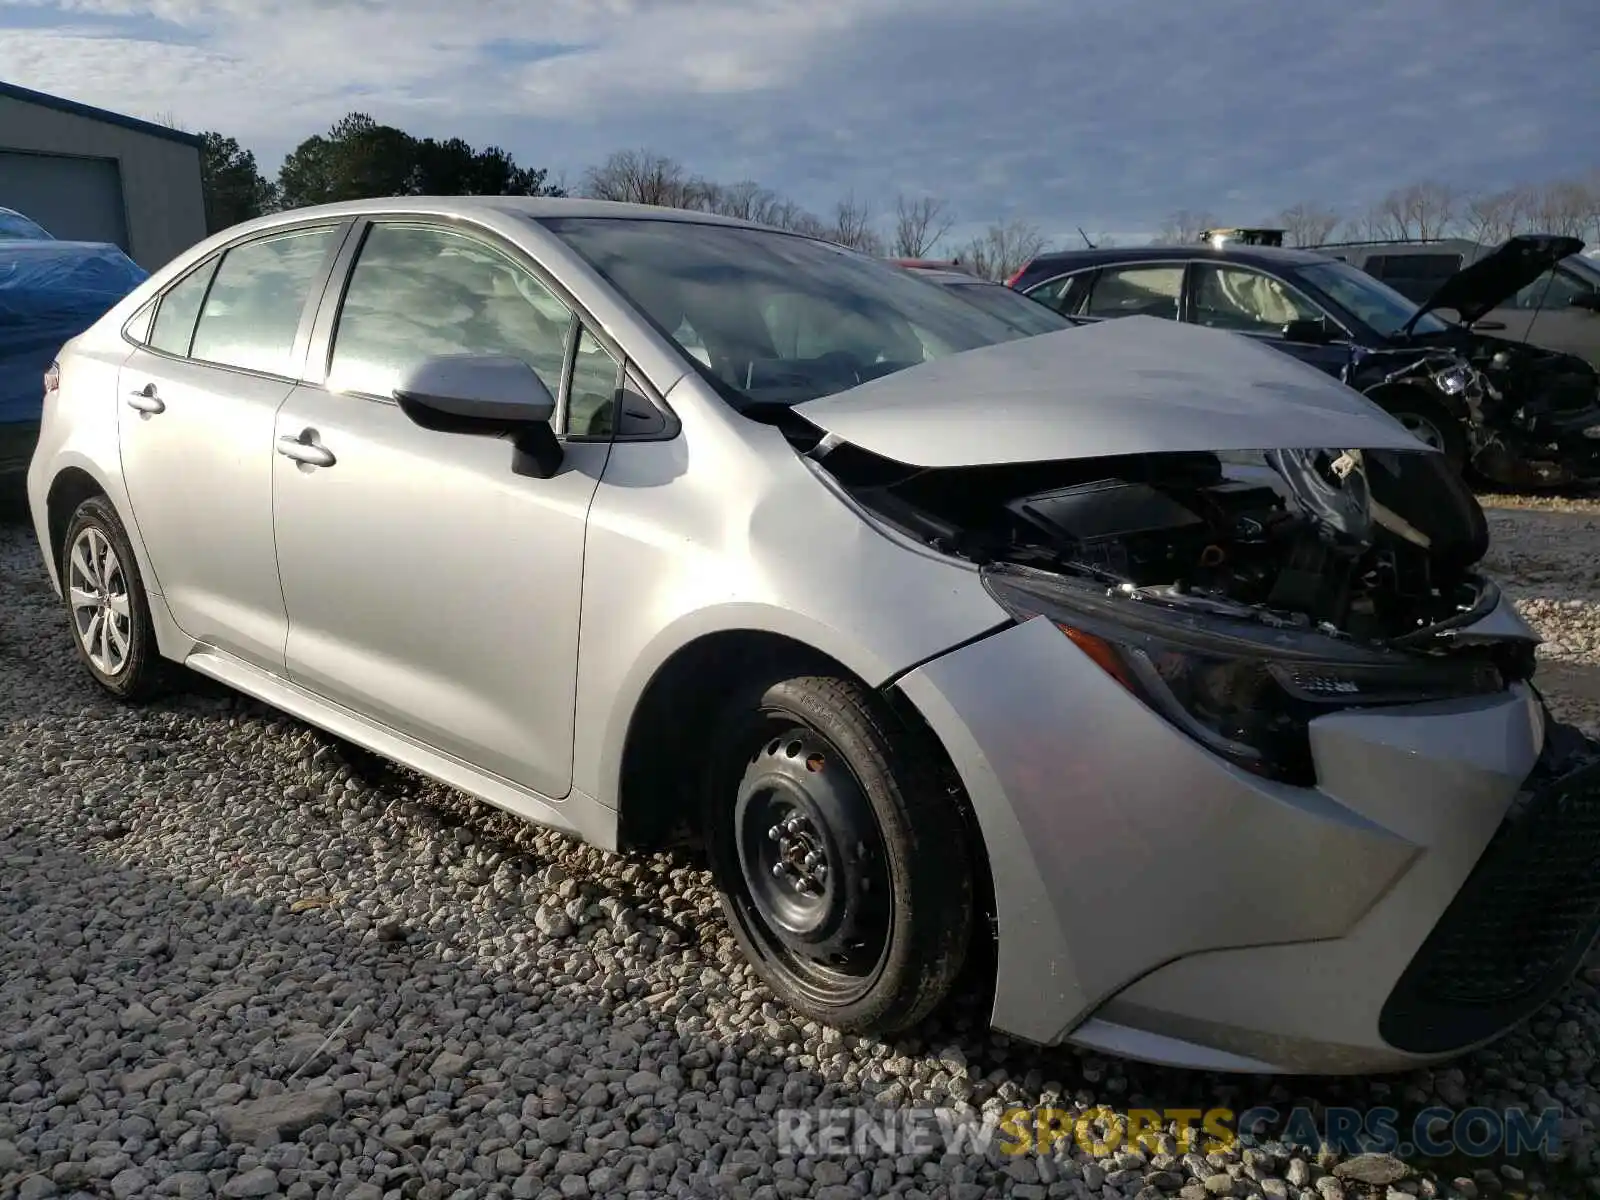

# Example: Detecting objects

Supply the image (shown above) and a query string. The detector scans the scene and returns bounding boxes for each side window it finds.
[1514,268,1595,311]
[1085,265,1183,320]
[1026,273,1092,316]
[1363,253,1460,303]
[566,328,622,438]
[1192,265,1324,334]
[147,259,218,357]
[328,224,570,401]
[190,227,336,375]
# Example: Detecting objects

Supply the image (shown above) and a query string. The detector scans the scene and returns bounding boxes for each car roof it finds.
[912,268,991,285]
[219,196,780,238]
[1021,243,1337,278]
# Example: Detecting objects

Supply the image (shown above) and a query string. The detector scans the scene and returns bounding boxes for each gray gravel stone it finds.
[2,503,1600,1200]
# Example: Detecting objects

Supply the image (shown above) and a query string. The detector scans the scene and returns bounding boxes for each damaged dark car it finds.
[1012,234,1600,488]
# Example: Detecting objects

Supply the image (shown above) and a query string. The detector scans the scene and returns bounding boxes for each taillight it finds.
[43,361,60,398]
[1005,262,1030,289]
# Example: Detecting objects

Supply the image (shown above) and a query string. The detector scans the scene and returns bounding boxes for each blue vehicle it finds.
[1,207,148,482]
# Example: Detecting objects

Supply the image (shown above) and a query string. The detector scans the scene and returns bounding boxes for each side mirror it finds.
[1281,318,1335,344]
[1571,292,1600,312]
[394,354,562,478]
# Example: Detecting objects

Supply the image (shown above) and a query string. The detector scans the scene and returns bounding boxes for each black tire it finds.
[1372,389,1467,473]
[702,672,974,1034]
[59,495,168,701]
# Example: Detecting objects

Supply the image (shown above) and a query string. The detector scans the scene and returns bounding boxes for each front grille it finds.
[1380,758,1600,1054]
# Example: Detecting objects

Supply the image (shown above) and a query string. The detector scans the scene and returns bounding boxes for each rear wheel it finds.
[703,673,975,1033]
[61,496,167,701]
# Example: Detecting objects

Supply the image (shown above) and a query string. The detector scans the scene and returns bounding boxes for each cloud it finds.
[1,0,1596,241]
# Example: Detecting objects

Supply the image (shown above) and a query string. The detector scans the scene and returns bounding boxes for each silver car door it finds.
[270,220,616,799]
[116,223,343,671]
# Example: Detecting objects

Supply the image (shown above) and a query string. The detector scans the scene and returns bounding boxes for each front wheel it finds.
[703,673,975,1034]
[1373,389,1467,473]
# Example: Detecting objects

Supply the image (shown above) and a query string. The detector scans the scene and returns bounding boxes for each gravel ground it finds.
[5,502,1600,1200]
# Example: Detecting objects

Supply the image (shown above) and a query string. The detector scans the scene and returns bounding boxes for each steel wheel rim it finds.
[68,527,132,676]
[1397,412,1446,451]
[730,722,894,1007]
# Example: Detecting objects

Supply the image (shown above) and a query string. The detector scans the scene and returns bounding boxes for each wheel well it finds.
[616,630,841,853]
[1367,379,1464,422]
[614,629,1000,999]
[46,468,107,573]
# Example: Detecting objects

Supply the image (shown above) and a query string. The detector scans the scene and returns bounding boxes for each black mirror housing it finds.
[393,354,563,478]
[394,354,556,433]
[1281,318,1335,344]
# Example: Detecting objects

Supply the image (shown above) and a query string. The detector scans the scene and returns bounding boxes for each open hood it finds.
[791,316,1428,469]
[1404,233,1586,332]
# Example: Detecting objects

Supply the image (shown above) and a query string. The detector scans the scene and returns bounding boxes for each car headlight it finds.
[981,565,1505,785]
[1433,363,1474,396]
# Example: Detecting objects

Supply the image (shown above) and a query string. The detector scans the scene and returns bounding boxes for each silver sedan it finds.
[26,197,1599,1073]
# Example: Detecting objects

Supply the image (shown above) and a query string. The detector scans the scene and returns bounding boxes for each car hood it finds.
[789,316,1429,469]
[1409,233,1586,329]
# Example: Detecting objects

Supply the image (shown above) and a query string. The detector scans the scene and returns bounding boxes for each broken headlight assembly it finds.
[981,564,1506,785]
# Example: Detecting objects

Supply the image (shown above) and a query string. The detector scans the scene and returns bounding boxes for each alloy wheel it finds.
[67,526,132,676]
[1396,411,1446,451]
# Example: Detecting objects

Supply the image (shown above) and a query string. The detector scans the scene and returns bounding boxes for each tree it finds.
[959,218,1049,281]
[892,194,954,258]
[1276,202,1340,247]
[199,131,277,233]
[276,113,559,209]
[827,193,884,254]
[277,113,417,208]
[581,149,701,208]
[1462,188,1526,245]
[409,137,562,197]
[1373,181,1459,240]
[1152,209,1217,246]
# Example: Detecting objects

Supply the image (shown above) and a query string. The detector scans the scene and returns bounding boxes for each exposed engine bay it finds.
[805,430,1525,662]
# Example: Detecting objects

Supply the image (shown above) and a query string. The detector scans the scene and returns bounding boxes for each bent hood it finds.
[1407,233,1586,330]
[790,316,1429,469]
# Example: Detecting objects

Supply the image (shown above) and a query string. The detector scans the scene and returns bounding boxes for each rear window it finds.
[1363,253,1461,303]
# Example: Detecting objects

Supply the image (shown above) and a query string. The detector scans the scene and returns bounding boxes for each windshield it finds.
[1293,259,1450,338]
[542,217,1027,408]
[938,279,1073,336]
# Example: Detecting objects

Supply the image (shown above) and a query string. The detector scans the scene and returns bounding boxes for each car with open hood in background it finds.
[1010,232,1600,488]
[27,197,1600,1074]
[1324,234,1600,371]
[892,257,1079,336]
[0,205,148,484]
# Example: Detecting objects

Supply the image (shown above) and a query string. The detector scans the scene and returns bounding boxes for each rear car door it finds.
[270,219,621,799]
[116,222,344,671]
[1186,262,1352,378]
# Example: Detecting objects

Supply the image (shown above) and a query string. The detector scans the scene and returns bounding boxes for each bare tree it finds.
[1461,188,1526,245]
[1276,202,1340,247]
[828,193,884,254]
[582,149,699,208]
[891,194,954,258]
[1152,209,1217,245]
[960,218,1049,281]
[1374,181,1459,240]
[1523,177,1600,240]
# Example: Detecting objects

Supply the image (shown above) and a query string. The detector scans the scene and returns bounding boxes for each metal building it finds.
[0,79,206,270]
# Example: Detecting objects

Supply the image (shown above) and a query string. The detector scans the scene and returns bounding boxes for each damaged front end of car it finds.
[807,433,1541,784]
[776,318,1588,786]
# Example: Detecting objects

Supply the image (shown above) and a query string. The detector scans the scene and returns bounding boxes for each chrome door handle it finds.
[126,384,164,414]
[276,434,336,468]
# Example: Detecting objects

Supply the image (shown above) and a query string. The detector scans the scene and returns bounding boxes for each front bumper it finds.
[897,608,1599,1074]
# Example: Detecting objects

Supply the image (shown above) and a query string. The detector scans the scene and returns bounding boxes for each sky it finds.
[2,0,1597,247]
